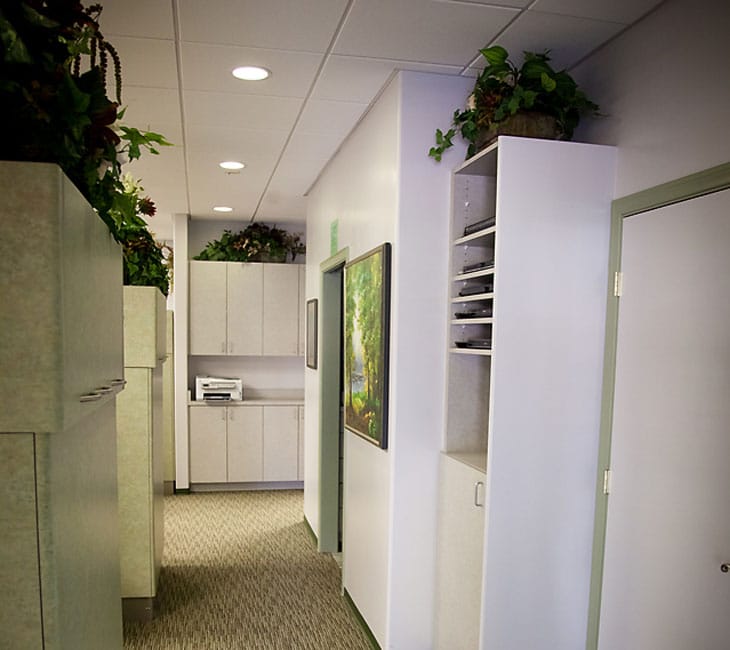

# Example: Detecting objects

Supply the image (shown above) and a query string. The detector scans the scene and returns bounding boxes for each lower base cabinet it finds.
[434,454,486,649]
[189,404,302,484]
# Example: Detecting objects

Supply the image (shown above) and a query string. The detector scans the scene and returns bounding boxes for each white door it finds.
[598,189,730,649]
[263,264,300,355]
[228,263,263,355]
[263,405,299,481]
[227,406,263,482]
[189,261,227,355]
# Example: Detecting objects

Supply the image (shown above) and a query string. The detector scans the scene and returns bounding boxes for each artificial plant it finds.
[194,224,306,263]
[429,46,599,161]
[0,0,172,295]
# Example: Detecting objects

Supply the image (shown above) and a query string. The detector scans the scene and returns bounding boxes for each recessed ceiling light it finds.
[232,66,270,81]
[219,161,245,170]
[213,206,233,213]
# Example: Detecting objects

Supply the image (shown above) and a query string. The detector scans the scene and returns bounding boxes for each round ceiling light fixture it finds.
[232,65,270,81]
[213,206,233,213]
[219,161,245,170]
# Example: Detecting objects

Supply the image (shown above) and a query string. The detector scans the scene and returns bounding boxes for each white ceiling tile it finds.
[118,87,183,132]
[493,11,625,70]
[296,99,368,136]
[532,0,665,25]
[98,0,175,39]
[184,91,302,131]
[181,44,323,97]
[256,192,308,223]
[334,0,519,65]
[178,0,348,51]
[112,37,178,89]
[434,0,529,6]
[312,56,463,102]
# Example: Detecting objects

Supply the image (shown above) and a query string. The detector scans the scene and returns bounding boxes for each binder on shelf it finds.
[461,259,495,274]
[458,281,494,297]
[463,216,496,236]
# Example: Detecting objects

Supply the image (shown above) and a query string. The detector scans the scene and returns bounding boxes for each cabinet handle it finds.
[79,392,102,403]
[221,409,226,421]
[474,481,484,507]
[229,409,234,421]
[96,385,113,394]
[110,378,127,387]
[229,342,234,354]
[221,341,226,353]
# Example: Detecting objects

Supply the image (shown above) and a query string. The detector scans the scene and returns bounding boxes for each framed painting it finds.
[306,298,318,369]
[343,243,392,449]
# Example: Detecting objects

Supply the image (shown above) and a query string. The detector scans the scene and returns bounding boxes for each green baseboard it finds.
[303,515,318,548]
[172,483,190,494]
[344,589,380,650]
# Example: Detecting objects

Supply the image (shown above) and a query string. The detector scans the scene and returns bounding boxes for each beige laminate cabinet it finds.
[0,162,125,649]
[189,261,301,356]
[116,286,166,620]
[189,405,229,483]
[227,406,264,482]
[263,405,299,481]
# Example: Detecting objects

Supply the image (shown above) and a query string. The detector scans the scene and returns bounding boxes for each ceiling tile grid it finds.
[93,0,664,240]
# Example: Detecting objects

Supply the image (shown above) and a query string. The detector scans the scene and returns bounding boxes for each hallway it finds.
[123,490,373,649]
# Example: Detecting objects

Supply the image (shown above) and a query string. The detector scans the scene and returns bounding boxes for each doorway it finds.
[318,249,349,553]
[587,164,730,649]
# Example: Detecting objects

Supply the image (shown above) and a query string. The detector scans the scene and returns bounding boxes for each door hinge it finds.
[613,272,623,297]
[603,469,612,495]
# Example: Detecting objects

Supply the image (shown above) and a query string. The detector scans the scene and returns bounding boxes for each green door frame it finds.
[318,247,349,553]
[585,161,730,649]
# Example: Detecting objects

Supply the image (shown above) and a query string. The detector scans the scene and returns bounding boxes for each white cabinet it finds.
[263,405,299,481]
[0,162,124,649]
[434,454,485,650]
[437,137,616,649]
[189,403,302,485]
[189,261,302,356]
[228,406,263,482]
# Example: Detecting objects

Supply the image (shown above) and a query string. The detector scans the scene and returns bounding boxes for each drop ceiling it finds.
[99,0,664,241]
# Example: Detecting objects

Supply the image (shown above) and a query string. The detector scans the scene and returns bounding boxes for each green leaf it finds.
[540,72,557,92]
[0,14,32,63]
[480,45,508,67]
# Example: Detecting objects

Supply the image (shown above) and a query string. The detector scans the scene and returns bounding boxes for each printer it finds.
[195,375,243,402]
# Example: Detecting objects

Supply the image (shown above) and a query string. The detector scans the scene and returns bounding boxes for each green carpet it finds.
[124,490,373,649]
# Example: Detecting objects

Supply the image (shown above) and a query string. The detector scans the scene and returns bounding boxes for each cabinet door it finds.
[297,405,304,481]
[263,405,299,481]
[227,406,263,482]
[434,455,486,649]
[189,262,227,355]
[298,265,305,356]
[228,263,263,355]
[189,407,227,482]
[263,264,299,355]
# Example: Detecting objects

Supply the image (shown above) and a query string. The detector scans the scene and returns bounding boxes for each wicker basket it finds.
[475,111,563,152]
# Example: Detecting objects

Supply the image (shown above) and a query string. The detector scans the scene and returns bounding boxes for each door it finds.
[189,261,227,355]
[228,262,263,355]
[189,406,227,483]
[263,264,300,355]
[227,406,263,482]
[597,188,730,649]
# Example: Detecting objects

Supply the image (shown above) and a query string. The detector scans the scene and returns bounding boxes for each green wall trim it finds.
[318,247,349,553]
[585,160,730,650]
[344,588,381,650]
[303,515,318,548]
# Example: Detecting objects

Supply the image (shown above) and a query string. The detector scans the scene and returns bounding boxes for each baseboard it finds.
[122,596,156,623]
[189,481,304,492]
[164,480,175,495]
[343,589,381,650]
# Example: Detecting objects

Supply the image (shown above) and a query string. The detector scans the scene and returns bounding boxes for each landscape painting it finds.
[344,243,392,449]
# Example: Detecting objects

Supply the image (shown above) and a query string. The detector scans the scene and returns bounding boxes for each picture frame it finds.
[343,243,392,449]
[306,298,318,370]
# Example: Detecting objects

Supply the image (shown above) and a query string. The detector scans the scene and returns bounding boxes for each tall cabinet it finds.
[116,286,166,620]
[0,162,125,649]
[434,137,616,649]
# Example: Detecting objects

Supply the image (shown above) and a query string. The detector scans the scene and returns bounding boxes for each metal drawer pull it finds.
[474,481,484,507]
[110,378,127,386]
[721,564,730,573]
[96,386,113,393]
[79,392,102,403]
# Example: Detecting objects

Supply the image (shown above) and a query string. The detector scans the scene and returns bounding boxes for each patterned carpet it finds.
[123,490,373,650]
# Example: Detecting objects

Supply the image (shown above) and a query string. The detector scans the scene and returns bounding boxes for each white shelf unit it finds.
[437,136,616,649]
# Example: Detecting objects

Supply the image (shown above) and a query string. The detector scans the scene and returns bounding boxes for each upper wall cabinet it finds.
[189,261,303,356]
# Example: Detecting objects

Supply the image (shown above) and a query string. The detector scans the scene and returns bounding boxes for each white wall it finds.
[305,71,471,648]
[573,0,730,197]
